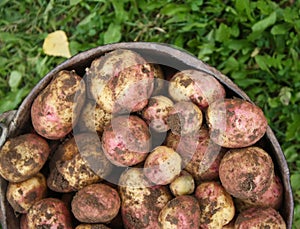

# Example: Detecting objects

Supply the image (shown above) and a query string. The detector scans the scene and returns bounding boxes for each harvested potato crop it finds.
[206,98,268,148]
[0,133,50,182]
[219,147,274,200]
[71,183,121,223]
[75,224,111,229]
[31,70,86,140]
[158,195,201,229]
[86,49,154,114]
[169,170,195,196]
[195,181,235,228]
[168,69,225,109]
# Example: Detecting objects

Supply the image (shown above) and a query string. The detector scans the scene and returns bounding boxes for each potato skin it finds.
[0,133,50,182]
[75,224,111,229]
[219,147,274,200]
[206,98,268,148]
[71,183,121,223]
[158,195,201,229]
[31,70,86,140]
[25,198,73,228]
[195,181,235,228]
[6,173,47,213]
[119,168,172,229]
[234,207,286,229]
[169,170,195,196]
[168,69,225,109]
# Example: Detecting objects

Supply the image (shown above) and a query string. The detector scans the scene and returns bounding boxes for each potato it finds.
[75,224,111,229]
[235,175,283,211]
[158,195,201,229]
[25,198,73,228]
[31,70,86,140]
[234,207,286,228]
[144,146,182,185]
[168,69,225,109]
[6,173,47,213]
[169,170,195,196]
[150,64,165,96]
[47,166,76,193]
[102,115,151,167]
[219,147,274,200]
[0,133,50,182]
[166,101,203,136]
[86,49,154,114]
[206,98,268,148]
[141,95,174,132]
[165,127,224,182]
[195,181,235,228]
[71,183,121,223]
[119,168,172,229]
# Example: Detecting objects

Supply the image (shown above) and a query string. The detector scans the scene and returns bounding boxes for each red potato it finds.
[206,98,268,148]
[25,198,73,229]
[86,49,154,114]
[71,183,121,223]
[6,173,47,213]
[219,147,274,200]
[158,195,201,229]
[141,95,174,132]
[169,170,195,196]
[75,224,111,229]
[168,69,226,109]
[144,146,182,185]
[195,181,235,229]
[102,115,151,167]
[31,70,86,140]
[167,101,203,136]
[235,175,283,211]
[0,133,50,182]
[119,168,172,229]
[165,127,224,182]
[234,207,286,229]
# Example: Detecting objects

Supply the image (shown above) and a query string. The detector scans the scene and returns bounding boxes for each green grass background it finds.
[0,0,299,228]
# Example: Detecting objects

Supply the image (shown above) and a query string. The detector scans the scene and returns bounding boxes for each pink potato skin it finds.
[206,98,268,148]
[71,183,121,223]
[165,127,224,182]
[102,115,151,167]
[158,195,201,229]
[219,147,274,200]
[31,70,86,140]
[234,207,286,229]
[25,198,73,229]
[168,69,226,109]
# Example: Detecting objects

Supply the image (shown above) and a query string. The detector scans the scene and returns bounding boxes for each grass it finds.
[1,0,300,228]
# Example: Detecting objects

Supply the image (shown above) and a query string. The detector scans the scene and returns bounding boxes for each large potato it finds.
[86,49,154,114]
[206,98,268,148]
[31,70,86,140]
[119,168,172,229]
[0,133,50,182]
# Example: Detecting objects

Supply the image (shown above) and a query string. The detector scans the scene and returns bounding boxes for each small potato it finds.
[206,98,268,148]
[195,181,235,228]
[119,168,172,229]
[158,195,201,229]
[102,115,151,167]
[234,207,286,228]
[150,64,165,96]
[86,49,154,114]
[219,147,274,200]
[144,146,182,185]
[169,170,195,196]
[6,173,47,213]
[75,224,111,229]
[167,101,203,136]
[31,70,86,140]
[168,69,225,109]
[0,133,50,182]
[25,198,73,228]
[71,183,121,223]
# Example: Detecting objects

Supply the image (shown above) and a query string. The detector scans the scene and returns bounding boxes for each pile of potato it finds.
[0,49,286,228]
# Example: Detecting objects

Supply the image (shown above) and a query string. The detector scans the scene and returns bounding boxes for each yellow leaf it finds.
[42,30,71,58]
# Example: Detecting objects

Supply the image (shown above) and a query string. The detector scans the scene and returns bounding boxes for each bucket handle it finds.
[0,110,17,147]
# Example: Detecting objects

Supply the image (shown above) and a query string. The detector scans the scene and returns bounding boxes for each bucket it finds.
[0,42,294,228]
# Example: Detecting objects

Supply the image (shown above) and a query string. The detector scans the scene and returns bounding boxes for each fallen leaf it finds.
[42,30,71,58]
